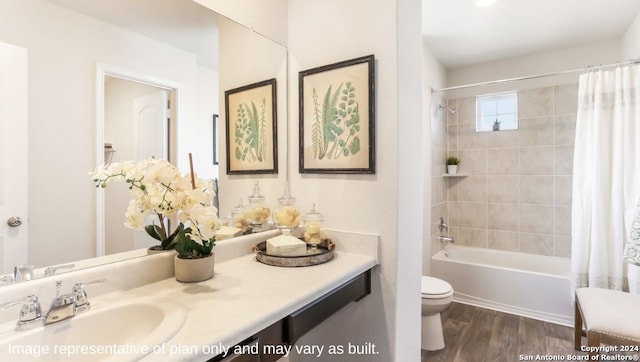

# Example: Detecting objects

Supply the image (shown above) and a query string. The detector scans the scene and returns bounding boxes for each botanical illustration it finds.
[224,78,277,174]
[299,55,375,174]
[310,81,361,161]
[233,98,268,163]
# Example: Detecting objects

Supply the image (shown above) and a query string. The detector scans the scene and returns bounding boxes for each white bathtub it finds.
[432,245,573,326]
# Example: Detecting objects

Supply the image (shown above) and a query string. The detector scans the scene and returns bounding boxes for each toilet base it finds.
[421,313,445,351]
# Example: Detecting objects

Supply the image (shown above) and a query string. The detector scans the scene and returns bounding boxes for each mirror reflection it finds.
[103,75,176,255]
[0,0,287,283]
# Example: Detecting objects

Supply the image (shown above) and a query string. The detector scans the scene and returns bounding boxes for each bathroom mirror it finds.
[0,0,287,279]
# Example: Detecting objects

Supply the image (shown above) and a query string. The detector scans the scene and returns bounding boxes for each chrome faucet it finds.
[44,263,76,277]
[0,295,42,330]
[44,279,106,325]
[1,278,106,330]
[44,281,76,325]
[437,217,454,244]
[438,217,448,233]
[436,235,455,244]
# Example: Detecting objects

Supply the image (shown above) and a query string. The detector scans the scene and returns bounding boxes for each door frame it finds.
[0,42,28,273]
[95,64,180,256]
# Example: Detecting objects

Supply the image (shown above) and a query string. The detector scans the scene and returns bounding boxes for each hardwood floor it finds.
[422,302,584,362]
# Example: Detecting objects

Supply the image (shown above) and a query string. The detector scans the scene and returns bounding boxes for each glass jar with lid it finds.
[230,198,247,231]
[272,182,301,235]
[302,204,324,250]
[243,182,271,233]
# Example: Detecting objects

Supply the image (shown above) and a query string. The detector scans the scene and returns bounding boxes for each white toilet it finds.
[421,276,454,351]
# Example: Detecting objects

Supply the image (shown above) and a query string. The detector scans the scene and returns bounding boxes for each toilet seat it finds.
[421,276,453,298]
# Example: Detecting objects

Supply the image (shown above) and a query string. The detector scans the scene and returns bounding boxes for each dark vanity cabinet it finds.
[283,269,371,345]
[208,269,371,362]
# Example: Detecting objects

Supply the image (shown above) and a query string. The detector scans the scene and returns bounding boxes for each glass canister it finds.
[243,182,271,233]
[302,204,324,250]
[272,183,301,235]
[230,198,247,231]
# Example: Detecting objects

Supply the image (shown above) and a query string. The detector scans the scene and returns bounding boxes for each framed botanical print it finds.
[225,78,278,174]
[299,55,375,174]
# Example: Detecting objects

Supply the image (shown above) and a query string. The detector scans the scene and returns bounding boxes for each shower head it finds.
[438,104,456,115]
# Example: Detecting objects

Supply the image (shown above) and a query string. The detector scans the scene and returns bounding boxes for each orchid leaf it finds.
[145,224,164,242]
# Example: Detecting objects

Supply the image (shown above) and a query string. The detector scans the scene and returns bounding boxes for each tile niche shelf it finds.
[442,173,468,178]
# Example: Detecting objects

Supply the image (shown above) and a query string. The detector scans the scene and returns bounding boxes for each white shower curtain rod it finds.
[431,59,640,93]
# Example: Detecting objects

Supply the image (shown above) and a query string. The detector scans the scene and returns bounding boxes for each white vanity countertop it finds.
[96,251,377,362]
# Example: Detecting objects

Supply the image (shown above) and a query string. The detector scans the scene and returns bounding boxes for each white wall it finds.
[622,12,640,60]
[196,65,220,180]
[284,0,424,360]
[423,45,447,275]
[396,0,427,358]
[216,16,288,221]
[0,0,214,266]
[214,2,427,358]
[445,40,621,98]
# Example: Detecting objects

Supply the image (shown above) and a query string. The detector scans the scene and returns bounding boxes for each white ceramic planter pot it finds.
[147,246,172,255]
[447,165,458,174]
[174,253,215,282]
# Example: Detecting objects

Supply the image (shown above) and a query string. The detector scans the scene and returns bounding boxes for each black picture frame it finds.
[224,78,278,175]
[298,55,375,174]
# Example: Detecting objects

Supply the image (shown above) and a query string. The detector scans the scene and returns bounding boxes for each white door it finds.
[134,90,169,160]
[0,42,28,274]
[133,90,169,249]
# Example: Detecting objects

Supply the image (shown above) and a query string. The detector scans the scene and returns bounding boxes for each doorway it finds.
[96,65,178,256]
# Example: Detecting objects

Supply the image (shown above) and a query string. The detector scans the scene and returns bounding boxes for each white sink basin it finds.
[0,297,186,361]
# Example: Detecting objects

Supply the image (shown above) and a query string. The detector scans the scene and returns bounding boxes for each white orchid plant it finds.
[91,157,220,258]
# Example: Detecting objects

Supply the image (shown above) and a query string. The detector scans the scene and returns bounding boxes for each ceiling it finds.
[47,0,640,72]
[46,0,219,68]
[423,0,640,69]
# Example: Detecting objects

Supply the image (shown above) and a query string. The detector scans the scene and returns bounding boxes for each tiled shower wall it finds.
[432,84,578,258]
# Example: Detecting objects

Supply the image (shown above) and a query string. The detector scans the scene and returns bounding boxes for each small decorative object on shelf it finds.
[446,156,460,174]
[265,182,304,256]
[231,198,247,231]
[302,204,325,251]
[272,182,301,235]
[244,181,271,233]
[493,119,501,131]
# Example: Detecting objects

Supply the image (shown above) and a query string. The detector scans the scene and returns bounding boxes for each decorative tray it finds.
[252,239,335,267]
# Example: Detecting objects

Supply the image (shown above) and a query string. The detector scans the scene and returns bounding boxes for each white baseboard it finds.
[453,291,574,327]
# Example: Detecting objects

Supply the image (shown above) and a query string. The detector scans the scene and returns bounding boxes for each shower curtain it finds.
[571,63,640,293]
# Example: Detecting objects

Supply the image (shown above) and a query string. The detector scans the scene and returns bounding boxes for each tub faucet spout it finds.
[437,235,455,244]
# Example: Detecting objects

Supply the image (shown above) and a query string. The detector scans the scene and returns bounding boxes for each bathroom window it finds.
[476,92,518,132]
